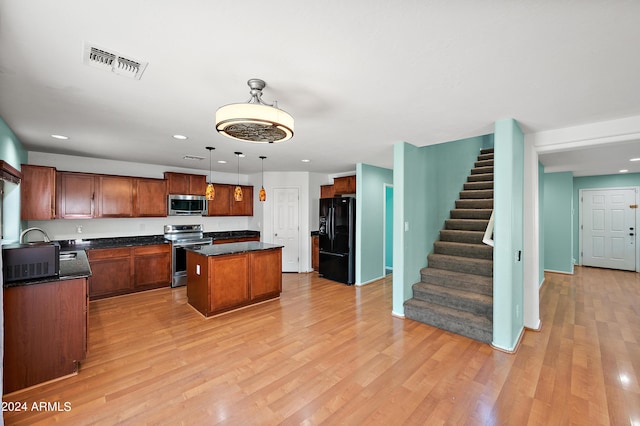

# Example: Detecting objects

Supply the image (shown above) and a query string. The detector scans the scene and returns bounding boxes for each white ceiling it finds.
[1,0,639,175]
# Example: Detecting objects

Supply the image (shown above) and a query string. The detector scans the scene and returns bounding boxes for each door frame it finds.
[272,186,301,273]
[383,183,393,277]
[579,186,639,272]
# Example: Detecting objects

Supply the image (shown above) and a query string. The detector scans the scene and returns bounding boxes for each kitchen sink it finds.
[59,252,77,261]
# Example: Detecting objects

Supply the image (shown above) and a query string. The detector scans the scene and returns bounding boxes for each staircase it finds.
[404,147,494,344]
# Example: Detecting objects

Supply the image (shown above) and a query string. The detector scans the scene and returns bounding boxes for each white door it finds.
[273,188,300,272]
[582,188,636,271]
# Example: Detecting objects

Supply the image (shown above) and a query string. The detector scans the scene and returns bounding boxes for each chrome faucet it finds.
[19,227,51,244]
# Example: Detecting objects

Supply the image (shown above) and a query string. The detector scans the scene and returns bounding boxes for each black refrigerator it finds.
[319,197,355,285]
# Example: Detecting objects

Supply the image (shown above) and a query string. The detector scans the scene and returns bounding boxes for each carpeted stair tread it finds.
[459,189,494,199]
[445,219,489,231]
[467,173,494,182]
[404,299,492,344]
[474,159,494,168]
[480,148,494,155]
[427,253,493,277]
[434,241,493,260]
[420,267,493,296]
[456,199,494,209]
[439,229,484,244]
[471,166,494,175]
[450,209,493,219]
[463,181,493,190]
[478,153,494,161]
[411,281,493,316]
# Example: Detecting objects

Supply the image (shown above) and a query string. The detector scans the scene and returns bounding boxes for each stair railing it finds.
[482,210,494,247]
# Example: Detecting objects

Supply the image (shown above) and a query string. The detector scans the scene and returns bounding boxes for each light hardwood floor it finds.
[3,267,640,425]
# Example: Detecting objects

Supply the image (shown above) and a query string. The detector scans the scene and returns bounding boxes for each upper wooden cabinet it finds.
[99,175,134,217]
[21,164,56,220]
[333,175,356,195]
[134,178,167,217]
[207,184,253,216]
[57,172,96,219]
[164,172,207,195]
[320,184,335,199]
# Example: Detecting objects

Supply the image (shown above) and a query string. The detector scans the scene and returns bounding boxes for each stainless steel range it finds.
[164,224,212,287]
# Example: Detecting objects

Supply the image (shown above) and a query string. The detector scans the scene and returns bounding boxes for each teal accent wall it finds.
[493,118,524,351]
[392,134,492,316]
[385,186,393,270]
[356,163,393,285]
[572,173,640,264]
[1,116,27,243]
[538,162,545,285]
[543,172,574,273]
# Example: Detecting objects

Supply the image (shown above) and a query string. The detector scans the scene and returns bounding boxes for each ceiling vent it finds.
[83,42,148,80]
[183,155,205,161]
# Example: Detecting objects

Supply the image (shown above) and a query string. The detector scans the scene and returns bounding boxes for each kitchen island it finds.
[186,242,283,317]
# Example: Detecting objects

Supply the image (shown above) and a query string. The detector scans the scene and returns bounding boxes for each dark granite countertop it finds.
[3,249,92,288]
[57,235,169,250]
[186,242,282,257]
[204,230,260,240]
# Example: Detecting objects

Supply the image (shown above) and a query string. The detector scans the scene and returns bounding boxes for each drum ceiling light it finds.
[215,79,294,143]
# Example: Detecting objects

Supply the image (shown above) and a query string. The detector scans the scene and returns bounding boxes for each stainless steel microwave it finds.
[168,194,207,216]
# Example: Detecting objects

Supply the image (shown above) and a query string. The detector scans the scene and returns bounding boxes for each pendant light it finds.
[234,152,243,202]
[259,156,267,202]
[205,146,215,201]
[215,79,294,143]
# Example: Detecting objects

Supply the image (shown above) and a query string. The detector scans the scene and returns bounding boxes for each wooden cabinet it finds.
[333,175,356,195]
[250,249,283,300]
[133,244,171,288]
[311,235,319,271]
[98,175,134,217]
[320,184,335,198]
[208,183,232,216]
[207,184,253,216]
[3,278,88,394]
[135,177,167,217]
[20,164,56,220]
[87,247,133,298]
[164,172,207,195]
[213,236,260,244]
[88,244,171,299]
[57,172,96,218]
[231,185,253,216]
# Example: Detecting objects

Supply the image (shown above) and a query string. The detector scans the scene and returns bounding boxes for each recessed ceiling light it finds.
[619,169,629,173]
[51,134,69,140]
[217,160,227,164]
[173,134,188,140]
[301,159,311,163]
[630,158,640,162]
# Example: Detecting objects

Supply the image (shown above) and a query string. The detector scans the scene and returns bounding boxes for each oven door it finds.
[171,240,211,287]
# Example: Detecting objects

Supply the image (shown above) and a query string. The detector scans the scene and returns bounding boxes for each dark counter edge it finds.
[186,241,283,257]
[56,230,260,250]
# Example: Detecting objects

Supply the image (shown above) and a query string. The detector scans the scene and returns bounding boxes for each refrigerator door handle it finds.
[319,251,346,257]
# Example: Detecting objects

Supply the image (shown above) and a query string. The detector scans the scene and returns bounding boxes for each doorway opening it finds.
[384,184,393,276]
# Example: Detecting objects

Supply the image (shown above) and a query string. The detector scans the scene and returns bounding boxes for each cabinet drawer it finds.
[87,247,131,260]
[133,244,170,256]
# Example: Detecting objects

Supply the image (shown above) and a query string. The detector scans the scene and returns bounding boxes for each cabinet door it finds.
[57,172,95,218]
[250,249,282,300]
[133,244,171,288]
[98,175,134,217]
[311,236,319,271]
[208,183,232,216]
[165,172,190,195]
[320,184,335,198]
[87,248,133,298]
[21,164,56,220]
[210,254,250,311]
[135,178,167,217]
[189,174,207,196]
[333,175,356,195]
[230,185,253,216]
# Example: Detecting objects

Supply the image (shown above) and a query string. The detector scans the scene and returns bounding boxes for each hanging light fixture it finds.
[259,156,267,202]
[234,152,243,202]
[215,79,294,143]
[205,146,215,201]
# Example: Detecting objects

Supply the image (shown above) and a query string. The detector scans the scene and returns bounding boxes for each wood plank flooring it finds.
[3,266,640,425]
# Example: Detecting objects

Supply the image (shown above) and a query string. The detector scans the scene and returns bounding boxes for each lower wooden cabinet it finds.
[311,235,319,271]
[213,236,260,244]
[3,278,88,394]
[88,244,170,299]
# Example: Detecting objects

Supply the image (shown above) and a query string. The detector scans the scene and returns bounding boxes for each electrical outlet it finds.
[76,225,83,234]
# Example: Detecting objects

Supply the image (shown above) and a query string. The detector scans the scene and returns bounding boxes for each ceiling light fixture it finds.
[630,158,640,162]
[234,152,243,202]
[173,134,188,140]
[619,169,629,173]
[205,146,215,201]
[259,156,267,202]
[215,79,294,143]
[51,134,69,140]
